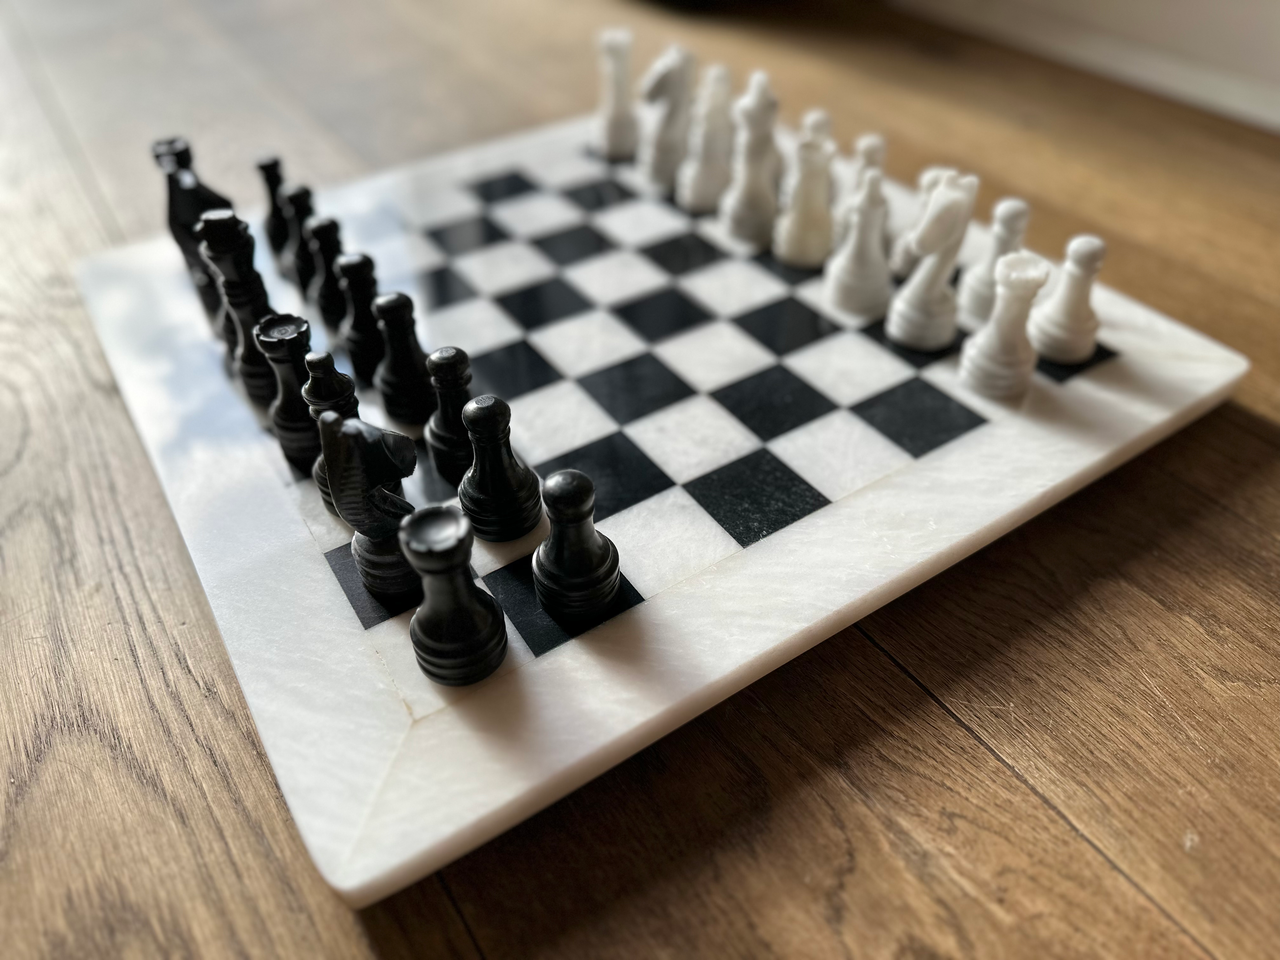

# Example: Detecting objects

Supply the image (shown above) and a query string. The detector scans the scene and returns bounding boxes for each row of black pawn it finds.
[153,137,622,687]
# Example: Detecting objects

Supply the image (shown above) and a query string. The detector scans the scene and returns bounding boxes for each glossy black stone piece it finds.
[334,253,384,385]
[257,156,290,256]
[196,210,277,406]
[255,315,322,472]
[306,216,346,330]
[303,352,360,516]
[531,470,620,629]
[426,346,474,487]
[400,506,507,686]
[152,136,231,321]
[279,184,316,294]
[373,293,436,427]
[458,396,543,542]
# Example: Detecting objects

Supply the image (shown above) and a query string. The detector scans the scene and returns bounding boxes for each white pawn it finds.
[718,71,782,248]
[637,44,695,195]
[833,132,886,246]
[958,197,1030,327]
[773,116,836,268]
[676,64,734,214]
[960,251,1051,399]
[889,165,956,278]
[596,29,638,162]
[885,170,979,352]
[1029,235,1107,363]
[824,169,893,320]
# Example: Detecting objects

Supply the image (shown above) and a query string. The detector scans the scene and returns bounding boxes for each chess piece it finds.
[890,166,956,279]
[279,184,316,295]
[959,198,1030,327]
[959,251,1051,399]
[596,28,638,162]
[196,210,278,406]
[426,346,474,487]
[886,170,979,352]
[1028,235,1107,364]
[458,396,543,542]
[675,63,733,214]
[335,252,384,385]
[302,351,360,516]
[637,44,695,195]
[773,115,836,268]
[320,411,419,599]
[255,315,322,472]
[306,217,346,331]
[824,170,893,320]
[833,132,886,246]
[532,470,621,629]
[400,506,507,686]
[374,293,436,428]
[257,156,290,257]
[718,71,781,248]
[780,108,833,208]
[152,137,231,322]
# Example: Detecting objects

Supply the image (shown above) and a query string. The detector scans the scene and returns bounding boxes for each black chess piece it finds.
[196,210,278,406]
[335,253,383,385]
[373,293,436,427]
[306,216,346,331]
[531,470,621,628]
[320,411,420,599]
[255,315,322,473]
[302,352,360,515]
[257,156,290,257]
[399,505,507,686]
[279,184,316,294]
[426,347,474,487]
[458,396,543,542]
[152,136,232,322]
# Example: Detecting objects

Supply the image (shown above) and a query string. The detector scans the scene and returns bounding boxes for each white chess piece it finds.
[885,170,979,352]
[1028,235,1107,363]
[637,44,695,194]
[772,119,835,268]
[824,169,893,319]
[960,251,1051,399]
[780,108,833,209]
[718,71,781,248]
[675,64,734,214]
[833,132,886,246]
[889,165,956,278]
[596,29,638,162]
[958,197,1030,327]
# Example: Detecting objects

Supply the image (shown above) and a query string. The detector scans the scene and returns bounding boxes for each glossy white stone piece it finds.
[958,197,1030,328]
[960,251,1052,399]
[1029,234,1108,363]
[595,28,638,162]
[718,71,782,247]
[675,64,734,214]
[637,44,695,194]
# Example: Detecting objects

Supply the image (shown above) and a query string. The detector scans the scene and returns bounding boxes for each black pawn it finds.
[255,315,322,473]
[400,506,507,686]
[302,352,359,515]
[531,470,621,628]
[335,253,384,385]
[320,411,420,599]
[458,396,543,542]
[306,216,346,330]
[279,184,316,294]
[426,346,474,487]
[373,293,436,427]
[152,137,231,321]
[257,156,290,257]
[196,210,278,406]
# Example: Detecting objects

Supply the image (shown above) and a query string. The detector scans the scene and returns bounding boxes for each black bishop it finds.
[279,184,316,294]
[306,217,346,331]
[256,156,290,257]
[425,346,474,487]
[335,253,384,385]
[373,293,435,427]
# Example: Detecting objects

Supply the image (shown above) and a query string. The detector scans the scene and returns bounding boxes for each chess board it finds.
[78,115,1248,906]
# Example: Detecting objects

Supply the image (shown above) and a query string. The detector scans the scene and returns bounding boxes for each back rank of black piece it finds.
[320,411,420,600]
[279,184,316,294]
[373,293,435,428]
[426,346,474,487]
[196,210,277,406]
[306,216,346,331]
[458,396,543,542]
[400,505,507,686]
[532,469,621,629]
[256,156,290,257]
[152,136,231,322]
[335,253,383,385]
[302,352,359,516]
[255,315,322,473]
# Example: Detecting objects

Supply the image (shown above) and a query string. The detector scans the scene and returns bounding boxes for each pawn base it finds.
[532,538,621,630]
[411,594,508,686]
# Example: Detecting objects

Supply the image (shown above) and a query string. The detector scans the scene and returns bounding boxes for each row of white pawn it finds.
[595,29,1107,402]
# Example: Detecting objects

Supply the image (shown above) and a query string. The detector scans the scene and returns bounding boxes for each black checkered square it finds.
[735,298,838,355]
[713,366,836,441]
[536,432,674,522]
[470,340,563,400]
[428,216,507,256]
[497,277,593,329]
[684,449,829,547]
[614,287,711,342]
[564,178,635,211]
[471,171,538,203]
[851,378,985,457]
[579,354,695,424]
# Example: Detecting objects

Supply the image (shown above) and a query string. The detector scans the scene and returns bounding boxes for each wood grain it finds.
[2,0,1279,956]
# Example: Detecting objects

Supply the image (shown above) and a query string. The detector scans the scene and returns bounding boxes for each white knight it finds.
[637,44,695,194]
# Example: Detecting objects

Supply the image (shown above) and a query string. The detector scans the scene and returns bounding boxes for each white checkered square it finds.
[508,381,617,465]
[563,250,669,306]
[793,277,878,329]
[531,154,610,189]
[652,320,776,393]
[593,199,690,248]
[679,259,788,317]
[488,192,584,239]
[399,185,482,230]
[623,395,761,484]
[364,232,444,281]
[767,409,913,502]
[452,241,556,295]
[418,298,524,356]
[784,330,916,407]
[526,310,648,379]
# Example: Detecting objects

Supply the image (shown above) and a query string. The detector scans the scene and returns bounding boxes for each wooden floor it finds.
[2,0,1279,956]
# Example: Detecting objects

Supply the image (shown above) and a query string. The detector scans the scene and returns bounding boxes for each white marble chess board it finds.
[78,115,1248,906]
